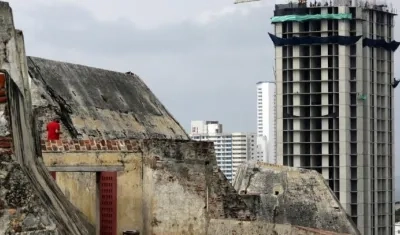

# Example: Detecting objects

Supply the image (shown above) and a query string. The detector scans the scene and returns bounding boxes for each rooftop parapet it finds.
[274,0,397,16]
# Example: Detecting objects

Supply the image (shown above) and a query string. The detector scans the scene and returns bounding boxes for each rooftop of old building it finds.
[27,56,189,140]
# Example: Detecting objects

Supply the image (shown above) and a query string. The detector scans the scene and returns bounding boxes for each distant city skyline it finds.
[7,0,400,183]
[189,120,256,182]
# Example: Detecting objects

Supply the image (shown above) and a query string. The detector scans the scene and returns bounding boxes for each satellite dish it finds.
[234,0,261,4]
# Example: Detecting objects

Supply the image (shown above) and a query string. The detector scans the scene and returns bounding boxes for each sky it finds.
[6,0,400,179]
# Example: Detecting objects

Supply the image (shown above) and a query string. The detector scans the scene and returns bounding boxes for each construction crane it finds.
[234,0,261,4]
[234,0,308,4]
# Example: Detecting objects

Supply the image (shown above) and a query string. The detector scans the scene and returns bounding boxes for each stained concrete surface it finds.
[233,162,360,235]
[27,56,189,140]
[208,219,350,235]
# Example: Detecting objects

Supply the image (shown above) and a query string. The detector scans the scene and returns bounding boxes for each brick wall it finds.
[0,72,12,154]
[40,139,213,157]
[0,136,12,151]
[41,139,141,152]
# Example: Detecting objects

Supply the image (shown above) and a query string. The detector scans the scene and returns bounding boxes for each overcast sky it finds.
[7,0,400,173]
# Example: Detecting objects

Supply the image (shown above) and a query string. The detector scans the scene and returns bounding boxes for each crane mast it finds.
[234,0,261,4]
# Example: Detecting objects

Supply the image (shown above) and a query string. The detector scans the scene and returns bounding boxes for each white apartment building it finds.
[232,132,256,179]
[395,222,400,234]
[272,1,397,234]
[190,121,256,182]
[394,222,400,235]
[256,81,277,163]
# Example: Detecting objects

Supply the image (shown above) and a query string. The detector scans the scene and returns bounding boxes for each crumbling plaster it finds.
[42,140,358,235]
[233,162,360,235]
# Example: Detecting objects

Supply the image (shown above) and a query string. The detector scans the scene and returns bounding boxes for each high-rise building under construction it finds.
[271,0,398,234]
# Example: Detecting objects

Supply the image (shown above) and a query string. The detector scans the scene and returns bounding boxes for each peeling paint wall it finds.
[42,140,357,235]
[55,172,97,224]
[42,139,254,235]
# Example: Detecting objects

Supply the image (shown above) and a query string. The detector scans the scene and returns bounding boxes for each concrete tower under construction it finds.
[272,0,398,234]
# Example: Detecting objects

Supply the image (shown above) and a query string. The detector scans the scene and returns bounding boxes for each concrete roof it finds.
[27,56,189,140]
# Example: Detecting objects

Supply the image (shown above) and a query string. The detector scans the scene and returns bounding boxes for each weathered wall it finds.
[27,56,189,141]
[208,219,349,235]
[42,140,358,235]
[55,172,97,224]
[42,139,254,235]
[44,151,143,234]
[0,2,95,234]
[0,143,57,234]
[233,162,360,235]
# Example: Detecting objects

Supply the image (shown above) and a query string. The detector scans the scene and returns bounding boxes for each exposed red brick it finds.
[0,96,7,103]
[0,142,11,148]
[41,139,147,153]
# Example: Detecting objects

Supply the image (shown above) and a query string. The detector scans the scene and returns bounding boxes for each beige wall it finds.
[42,149,350,235]
[44,152,145,234]
[55,172,97,224]
[43,151,209,235]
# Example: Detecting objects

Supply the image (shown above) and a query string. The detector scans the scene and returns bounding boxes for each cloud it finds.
[9,0,400,180]
[10,1,274,134]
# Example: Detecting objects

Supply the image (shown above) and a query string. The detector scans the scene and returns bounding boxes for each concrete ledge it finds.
[47,165,124,172]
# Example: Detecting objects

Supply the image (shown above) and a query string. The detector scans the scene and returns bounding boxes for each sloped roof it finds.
[27,56,189,140]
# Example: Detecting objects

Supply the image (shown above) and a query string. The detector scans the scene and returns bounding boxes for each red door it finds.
[100,172,117,235]
[50,171,56,180]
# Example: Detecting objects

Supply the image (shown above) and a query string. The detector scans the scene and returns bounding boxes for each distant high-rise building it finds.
[190,120,223,135]
[231,132,256,179]
[272,1,397,234]
[190,121,256,182]
[256,81,276,163]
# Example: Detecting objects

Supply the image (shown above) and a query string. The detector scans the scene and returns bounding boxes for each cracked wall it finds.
[42,139,254,235]
[42,140,356,235]
[233,162,360,235]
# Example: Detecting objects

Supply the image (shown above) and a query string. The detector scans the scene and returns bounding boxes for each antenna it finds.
[234,0,261,4]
